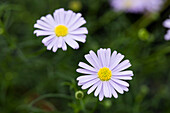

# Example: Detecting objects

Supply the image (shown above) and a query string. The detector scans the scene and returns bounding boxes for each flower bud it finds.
[75,90,84,100]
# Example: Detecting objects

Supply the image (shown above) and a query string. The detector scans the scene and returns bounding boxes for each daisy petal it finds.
[113,60,131,72]
[109,80,124,94]
[103,81,110,98]
[57,37,63,48]
[64,36,79,49]
[76,68,96,75]
[62,41,67,51]
[78,62,97,72]
[112,78,129,87]
[99,90,104,101]
[87,81,101,94]
[70,34,86,43]
[94,82,103,96]
[77,75,97,83]
[81,78,100,89]
[110,53,124,70]
[69,27,88,35]
[85,54,99,69]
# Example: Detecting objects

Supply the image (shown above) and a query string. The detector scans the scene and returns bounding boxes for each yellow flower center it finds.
[98,67,112,81]
[54,25,68,37]
[124,0,132,8]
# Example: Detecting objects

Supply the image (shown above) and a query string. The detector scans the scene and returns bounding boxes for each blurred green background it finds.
[0,0,170,113]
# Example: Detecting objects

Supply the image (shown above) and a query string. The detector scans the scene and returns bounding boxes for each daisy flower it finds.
[110,0,165,13]
[142,0,164,12]
[76,48,133,101]
[34,8,88,52]
[163,16,170,41]
[110,0,145,13]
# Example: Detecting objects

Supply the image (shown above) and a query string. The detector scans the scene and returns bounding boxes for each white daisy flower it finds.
[34,8,88,52]
[76,48,134,101]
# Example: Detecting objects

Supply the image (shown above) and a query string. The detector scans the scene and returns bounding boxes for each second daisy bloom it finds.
[34,8,88,52]
[76,48,133,101]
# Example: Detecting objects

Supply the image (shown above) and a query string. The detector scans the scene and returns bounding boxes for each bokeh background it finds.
[0,0,170,113]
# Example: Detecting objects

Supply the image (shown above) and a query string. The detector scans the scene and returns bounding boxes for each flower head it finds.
[34,8,88,52]
[76,48,133,101]
[163,16,170,41]
[111,0,164,13]
[111,0,144,13]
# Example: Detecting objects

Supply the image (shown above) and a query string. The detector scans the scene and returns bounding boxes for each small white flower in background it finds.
[111,0,165,13]
[34,8,88,52]
[142,0,164,13]
[111,0,144,13]
[76,48,133,101]
[163,16,170,41]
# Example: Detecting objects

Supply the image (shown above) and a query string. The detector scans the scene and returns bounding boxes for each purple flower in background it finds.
[142,0,164,12]
[76,48,133,101]
[111,0,144,13]
[111,0,165,13]
[34,8,88,52]
[163,17,170,41]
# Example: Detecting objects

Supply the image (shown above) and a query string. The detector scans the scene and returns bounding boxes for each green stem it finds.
[90,99,99,113]
[29,93,73,107]
[80,99,87,113]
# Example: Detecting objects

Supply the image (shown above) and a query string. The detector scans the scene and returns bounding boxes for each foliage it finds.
[0,0,170,113]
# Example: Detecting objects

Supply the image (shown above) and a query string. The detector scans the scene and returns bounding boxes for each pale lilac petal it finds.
[105,48,111,67]
[42,35,55,44]
[97,49,104,67]
[107,82,112,98]
[52,38,59,52]
[36,20,52,29]
[113,60,131,72]
[99,90,104,101]
[78,62,97,72]
[40,15,54,27]
[77,75,97,83]
[111,78,129,87]
[69,27,88,35]
[57,37,63,48]
[109,53,124,70]
[64,10,73,25]
[46,14,57,26]
[59,8,65,25]
[47,38,57,50]
[119,85,129,92]
[163,19,170,28]
[70,34,86,43]
[94,82,103,96]
[87,81,101,94]
[62,41,67,51]
[164,30,170,41]
[34,24,53,31]
[109,51,117,67]
[89,50,102,69]
[112,70,133,76]
[64,36,79,49]
[68,13,82,28]
[109,80,124,94]
[81,78,100,89]
[109,83,118,98]
[76,68,96,75]
[112,75,132,80]
[100,49,107,67]
[85,54,99,70]
[103,81,110,98]
[69,18,86,31]
[34,30,54,36]
[53,10,60,24]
